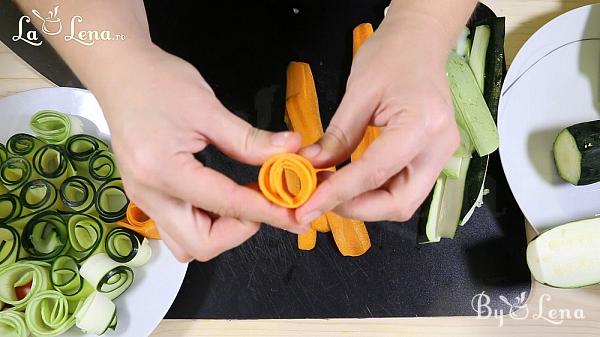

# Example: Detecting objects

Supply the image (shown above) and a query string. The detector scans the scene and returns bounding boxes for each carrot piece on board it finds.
[352,23,374,57]
[326,212,371,256]
[258,153,317,208]
[119,202,161,240]
[298,229,317,250]
[351,23,381,161]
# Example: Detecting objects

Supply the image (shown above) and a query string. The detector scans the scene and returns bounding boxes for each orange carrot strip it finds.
[351,23,381,161]
[298,229,317,250]
[311,214,331,233]
[119,202,161,240]
[326,212,371,256]
[352,23,374,57]
[258,153,317,208]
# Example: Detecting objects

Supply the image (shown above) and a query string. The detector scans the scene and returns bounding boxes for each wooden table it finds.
[1,0,599,336]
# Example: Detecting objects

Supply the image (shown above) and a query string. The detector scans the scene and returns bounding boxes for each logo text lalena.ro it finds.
[12,6,126,46]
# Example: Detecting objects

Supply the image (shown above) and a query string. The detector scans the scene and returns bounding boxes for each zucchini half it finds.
[527,217,600,288]
[553,120,600,186]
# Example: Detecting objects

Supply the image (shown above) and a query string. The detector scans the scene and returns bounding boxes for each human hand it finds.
[296,16,460,225]
[93,45,305,262]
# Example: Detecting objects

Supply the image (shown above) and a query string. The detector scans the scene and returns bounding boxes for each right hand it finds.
[93,44,306,262]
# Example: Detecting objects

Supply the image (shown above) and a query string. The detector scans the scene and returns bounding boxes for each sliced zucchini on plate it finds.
[527,217,600,288]
[553,120,600,186]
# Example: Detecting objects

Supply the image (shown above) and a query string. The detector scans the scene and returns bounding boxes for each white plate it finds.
[0,87,188,337]
[499,4,600,233]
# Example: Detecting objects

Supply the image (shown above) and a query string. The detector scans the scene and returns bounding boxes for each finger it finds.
[331,127,458,222]
[201,105,302,165]
[155,224,193,263]
[299,86,378,167]
[296,110,434,224]
[133,184,261,261]
[157,156,307,233]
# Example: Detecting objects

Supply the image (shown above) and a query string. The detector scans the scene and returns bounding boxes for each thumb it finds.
[299,87,378,168]
[203,106,302,165]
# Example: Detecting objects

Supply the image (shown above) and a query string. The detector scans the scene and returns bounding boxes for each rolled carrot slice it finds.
[258,153,317,208]
[326,212,371,257]
[118,202,161,240]
[351,23,380,161]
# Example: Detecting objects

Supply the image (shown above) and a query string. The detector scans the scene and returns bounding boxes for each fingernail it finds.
[302,144,321,158]
[271,132,292,147]
[301,211,322,226]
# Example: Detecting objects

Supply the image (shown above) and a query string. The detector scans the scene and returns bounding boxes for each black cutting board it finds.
[0,0,530,318]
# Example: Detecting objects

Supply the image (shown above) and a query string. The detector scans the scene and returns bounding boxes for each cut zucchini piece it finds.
[30,110,84,145]
[436,156,471,239]
[447,52,499,156]
[469,25,491,92]
[24,290,75,336]
[0,311,29,337]
[553,121,600,186]
[527,217,600,288]
[80,253,134,300]
[75,292,117,335]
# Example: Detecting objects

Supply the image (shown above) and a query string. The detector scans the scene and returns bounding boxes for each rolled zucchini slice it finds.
[0,261,51,310]
[0,311,29,337]
[24,289,75,337]
[553,120,600,186]
[95,178,129,223]
[5,134,44,162]
[527,217,600,288]
[19,179,58,216]
[0,193,23,223]
[88,150,119,183]
[0,157,35,193]
[50,255,93,311]
[67,214,104,262]
[0,226,20,268]
[75,292,117,335]
[105,227,152,267]
[58,176,96,214]
[0,143,7,165]
[64,134,109,175]
[30,110,84,145]
[32,144,76,188]
[22,211,70,261]
[80,253,134,300]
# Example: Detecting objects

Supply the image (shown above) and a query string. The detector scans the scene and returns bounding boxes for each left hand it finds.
[296,16,460,225]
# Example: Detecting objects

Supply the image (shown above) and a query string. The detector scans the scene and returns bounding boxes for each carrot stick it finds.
[326,212,371,256]
[352,23,374,57]
[351,23,381,161]
[298,229,317,250]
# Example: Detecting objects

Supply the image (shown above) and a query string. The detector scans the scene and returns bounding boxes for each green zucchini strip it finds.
[80,253,134,300]
[74,292,117,335]
[0,261,51,310]
[88,150,119,183]
[19,179,58,216]
[6,134,44,161]
[0,226,21,268]
[0,193,23,223]
[59,176,96,214]
[30,110,84,145]
[469,25,491,92]
[0,157,34,192]
[32,144,76,188]
[50,255,93,312]
[447,52,499,156]
[0,311,29,337]
[95,178,129,223]
[22,211,70,261]
[67,214,104,262]
[105,227,152,267]
[24,290,75,337]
